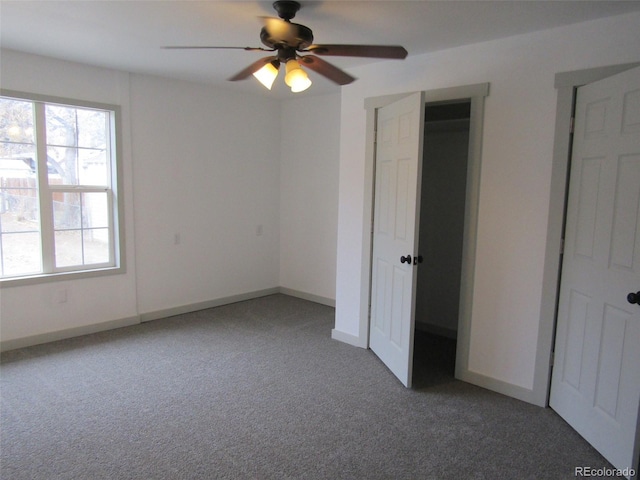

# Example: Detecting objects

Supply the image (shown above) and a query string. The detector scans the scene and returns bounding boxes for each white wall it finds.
[130,74,281,316]
[333,12,640,400]
[1,49,340,348]
[279,94,340,304]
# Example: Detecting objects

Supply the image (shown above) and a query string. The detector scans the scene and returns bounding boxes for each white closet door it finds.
[550,66,640,475]
[370,92,424,387]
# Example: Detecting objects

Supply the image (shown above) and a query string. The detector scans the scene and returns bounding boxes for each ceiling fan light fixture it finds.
[284,59,312,92]
[167,1,408,92]
[253,61,280,90]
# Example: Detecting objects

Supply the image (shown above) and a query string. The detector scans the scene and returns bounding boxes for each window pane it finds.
[0,98,34,145]
[77,109,106,148]
[0,98,38,237]
[83,228,110,264]
[78,148,108,185]
[0,97,41,277]
[45,105,77,147]
[48,146,78,185]
[54,230,82,267]
[82,192,109,228]
[1,186,40,232]
[46,105,109,187]
[1,231,42,277]
[0,183,42,276]
[53,191,111,268]
[53,192,81,229]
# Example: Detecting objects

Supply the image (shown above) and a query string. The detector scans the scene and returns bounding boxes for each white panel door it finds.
[370,92,425,387]
[550,66,640,474]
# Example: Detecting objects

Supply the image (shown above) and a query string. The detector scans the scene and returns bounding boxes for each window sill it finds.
[0,266,126,288]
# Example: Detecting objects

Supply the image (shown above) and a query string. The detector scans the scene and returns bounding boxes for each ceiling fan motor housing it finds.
[260,24,313,51]
[261,0,313,51]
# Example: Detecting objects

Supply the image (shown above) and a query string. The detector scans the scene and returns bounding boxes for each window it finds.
[0,92,123,282]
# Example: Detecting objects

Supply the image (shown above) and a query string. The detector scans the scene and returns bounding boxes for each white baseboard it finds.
[455,367,543,407]
[1,287,335,352]
[0,315,140,352]
[139,288,281,322]
[331,328,367,348]
[278,287,335,307]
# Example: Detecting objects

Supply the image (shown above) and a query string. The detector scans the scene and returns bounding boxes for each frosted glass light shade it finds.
[253,62,279,90]
[284,60,312,92]
[290,76,312,92]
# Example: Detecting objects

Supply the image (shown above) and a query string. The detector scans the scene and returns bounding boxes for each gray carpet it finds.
[0,294,613,479]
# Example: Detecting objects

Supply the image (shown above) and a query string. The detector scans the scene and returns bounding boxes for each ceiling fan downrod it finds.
[273,1,301,21]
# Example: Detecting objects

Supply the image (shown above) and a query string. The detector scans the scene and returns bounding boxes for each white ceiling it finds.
[2,0,640,99]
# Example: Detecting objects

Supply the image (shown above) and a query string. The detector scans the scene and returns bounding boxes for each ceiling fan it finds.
[164,0,408,92]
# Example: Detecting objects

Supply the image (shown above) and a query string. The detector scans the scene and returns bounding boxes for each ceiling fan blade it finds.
[162,46,271,52]
[261,17,300,46]
[298,55,355,86]
[306,44,408,59]
[229,56,278,81]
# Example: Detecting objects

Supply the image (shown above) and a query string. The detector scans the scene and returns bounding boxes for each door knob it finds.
[628,291,640,305]
[400,255,412,264]
[413,255,423,265]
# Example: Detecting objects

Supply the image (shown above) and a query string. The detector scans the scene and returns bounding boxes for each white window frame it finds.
[0,90,125,286]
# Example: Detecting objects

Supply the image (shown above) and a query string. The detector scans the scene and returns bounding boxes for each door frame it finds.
[538,62,640,408]
[361,83,489,384]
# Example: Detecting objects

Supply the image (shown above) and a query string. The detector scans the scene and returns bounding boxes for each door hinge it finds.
[550,351,555,367]
[569,116,575,134]
[560,237,565,255]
